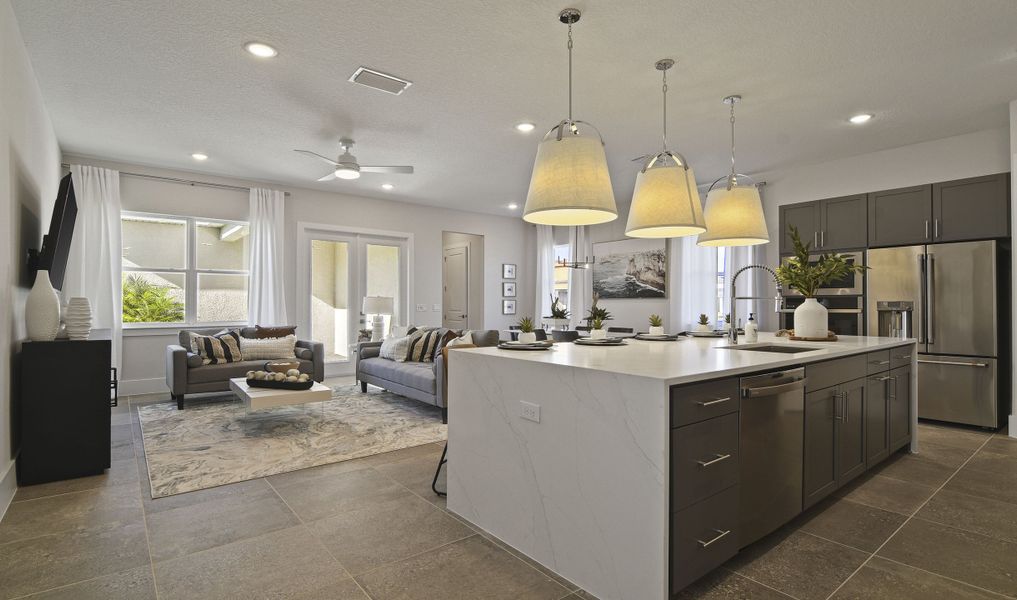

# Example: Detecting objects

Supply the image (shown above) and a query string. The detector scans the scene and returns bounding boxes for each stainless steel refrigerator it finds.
[866,240,1010,428]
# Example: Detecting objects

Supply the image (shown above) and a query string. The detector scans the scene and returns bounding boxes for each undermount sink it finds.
[720,344,823,354]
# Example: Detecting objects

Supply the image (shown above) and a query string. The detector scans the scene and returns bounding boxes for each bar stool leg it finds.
[431,442,448,497]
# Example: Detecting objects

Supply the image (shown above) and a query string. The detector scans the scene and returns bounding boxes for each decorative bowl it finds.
[266,361,300,373]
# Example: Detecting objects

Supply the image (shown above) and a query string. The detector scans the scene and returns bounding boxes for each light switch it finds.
[416,304,427,312]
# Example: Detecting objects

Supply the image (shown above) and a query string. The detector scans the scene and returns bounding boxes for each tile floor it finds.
[1,387,1015,599]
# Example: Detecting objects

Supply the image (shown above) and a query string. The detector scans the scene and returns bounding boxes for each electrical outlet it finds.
[416,304,427,312]
[520,401,540,423]
[432,303,441,312]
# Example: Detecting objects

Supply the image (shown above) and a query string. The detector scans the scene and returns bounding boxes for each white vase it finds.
[648,326,665,336]
[590,328,607,340]
[518,332,537,343]
[26,270,61,341]
[554,318,567,331]
[696,323,712,332]
[65,297,93,340]
[794,297,828,339]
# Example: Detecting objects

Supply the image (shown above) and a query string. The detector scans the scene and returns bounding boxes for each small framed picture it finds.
[502,282,516,297]
[502,299,517,315]
[502,263,517,279]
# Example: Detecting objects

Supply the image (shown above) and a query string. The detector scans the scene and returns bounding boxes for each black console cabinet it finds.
[17,336,112,485]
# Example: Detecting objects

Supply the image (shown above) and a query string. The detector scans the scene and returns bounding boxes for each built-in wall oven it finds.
[781,251,865,296]
[780,296,864,336]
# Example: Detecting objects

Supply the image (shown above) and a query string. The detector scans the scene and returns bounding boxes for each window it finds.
[716,247,728,326]
[552,243,571,309]
[121,213,250,326]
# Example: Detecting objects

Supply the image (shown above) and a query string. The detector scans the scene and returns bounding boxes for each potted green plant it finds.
[696,313,711,333]
[723,313,732,332]
[585,292,612,328]
[776,226,867,338]
[549,294,570,330]
[648,314,664,336]
[517,316,537,343]
[590,316,606,340]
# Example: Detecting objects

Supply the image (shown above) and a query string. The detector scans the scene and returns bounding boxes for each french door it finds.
[299,226,409,377]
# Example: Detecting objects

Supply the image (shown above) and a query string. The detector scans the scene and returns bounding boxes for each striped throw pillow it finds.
[239,334,297,361]
[190,330,242,365]
[406,328,446,362]
[379,331,422,362]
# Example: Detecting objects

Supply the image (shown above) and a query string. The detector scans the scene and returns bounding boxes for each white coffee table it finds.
[229,377,331,411]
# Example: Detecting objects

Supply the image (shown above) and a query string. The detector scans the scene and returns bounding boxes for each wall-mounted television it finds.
[27,173,77,290]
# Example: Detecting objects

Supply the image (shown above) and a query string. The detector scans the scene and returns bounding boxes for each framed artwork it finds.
[502,299,517,315]
[502,263,517,279]
[591,238,667,299]
[502,282,516,297]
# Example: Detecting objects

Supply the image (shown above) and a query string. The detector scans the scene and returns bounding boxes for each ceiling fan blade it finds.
[317,172,337,182]
[631,154,651,162]
[294,149,340,166]
[359,165,414,174]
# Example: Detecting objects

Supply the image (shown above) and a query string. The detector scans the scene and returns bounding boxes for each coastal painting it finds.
[592,239,666,299]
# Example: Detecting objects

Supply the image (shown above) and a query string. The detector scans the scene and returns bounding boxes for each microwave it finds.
[781,296,864,336]
[780,251,864,296]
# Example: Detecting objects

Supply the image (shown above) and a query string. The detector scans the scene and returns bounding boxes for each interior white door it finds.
[443,245,469,329]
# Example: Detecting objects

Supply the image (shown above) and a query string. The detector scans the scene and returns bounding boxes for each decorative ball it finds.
[274,372,286,381]
[297,374,309,382]
[254,371,266,380]
[246,371,255,379]
[286,369,300,377]
[285,375,298,382]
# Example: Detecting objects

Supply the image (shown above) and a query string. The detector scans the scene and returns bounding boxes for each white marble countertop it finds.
[463,332,915,385]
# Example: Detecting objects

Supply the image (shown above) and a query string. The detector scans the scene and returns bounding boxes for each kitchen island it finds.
[446,333,917,600]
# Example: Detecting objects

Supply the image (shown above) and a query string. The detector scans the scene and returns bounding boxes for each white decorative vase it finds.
[590,328,607,340]
[65,297,93,340]
[696,323,712,332]
[518,331,537,343]
[26,270,61,341]
[554,318,567,331]
[649,326,665,336]
[794,297,828,339]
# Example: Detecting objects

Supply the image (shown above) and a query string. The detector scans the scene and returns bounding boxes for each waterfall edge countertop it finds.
[446,333,918,600]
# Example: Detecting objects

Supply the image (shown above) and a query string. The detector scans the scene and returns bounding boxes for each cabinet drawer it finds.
[671,413,739,510]
[890,347,914,370]
[806,355,867,392]
[671,486,739,593]
[670,377,740,428]
[866,351,891,374]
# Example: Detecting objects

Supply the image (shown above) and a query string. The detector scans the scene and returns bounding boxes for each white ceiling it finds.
[12,1,1017,215]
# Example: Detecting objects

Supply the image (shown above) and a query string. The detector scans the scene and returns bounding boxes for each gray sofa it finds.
[355,329,501,422]
[166,327,325,409]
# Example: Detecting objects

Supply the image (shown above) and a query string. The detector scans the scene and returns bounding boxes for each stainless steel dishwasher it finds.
[739,367,806,547]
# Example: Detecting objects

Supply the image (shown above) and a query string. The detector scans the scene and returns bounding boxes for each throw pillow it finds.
[406,328,446,362]
[239,334,297,361]
[253,325,297,339]
[190,330,242,365]
[446,331,474,347]
[379,331,422,362]
[435,329,459,353]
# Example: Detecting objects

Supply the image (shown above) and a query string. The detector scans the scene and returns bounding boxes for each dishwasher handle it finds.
[743,378,807,397]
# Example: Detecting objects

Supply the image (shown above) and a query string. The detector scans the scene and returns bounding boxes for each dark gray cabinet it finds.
[865,374,891,467]
[889,365,911,452]
[867,185,933,247]
[779,202,820,254]
[933,173,1010,242]
[803,387,838,509]
[837,378,866,484]
[779,195,867,254]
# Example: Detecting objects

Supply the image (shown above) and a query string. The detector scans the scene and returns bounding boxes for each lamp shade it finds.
[696,184,769,247]
[362,296,394,315]
[625,164,706,238]
[523,135,617,226]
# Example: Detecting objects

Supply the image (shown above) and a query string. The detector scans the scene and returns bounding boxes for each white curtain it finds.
[66,165,123,371]
[534,225,555,324]
[247,188,288,325]
[667,236,718,332]
[567,225,592,327]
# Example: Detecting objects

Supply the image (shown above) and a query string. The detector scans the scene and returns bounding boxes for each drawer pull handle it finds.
[894,354,912,360]
[697,453,731,468]
[870,375,892,382]
[697,397,731,407]
[697,529,731,548]
[870,360,890,366]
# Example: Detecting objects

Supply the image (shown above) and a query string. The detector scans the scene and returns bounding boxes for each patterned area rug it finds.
[138,384,446,498]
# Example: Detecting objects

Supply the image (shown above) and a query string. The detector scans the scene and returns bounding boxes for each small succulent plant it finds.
[698,313,710,326]
[517,316,535,333]
[648,314,663,327]
[591,316,605,330]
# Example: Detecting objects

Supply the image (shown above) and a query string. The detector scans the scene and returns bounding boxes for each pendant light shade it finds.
[524,133,617,226]
[522,8,617,227]
[696,95,769,247]
[626,163,705,237]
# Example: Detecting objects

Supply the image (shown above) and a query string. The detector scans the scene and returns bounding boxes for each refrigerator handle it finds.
[917,254,927,344]
[927,254,935,345]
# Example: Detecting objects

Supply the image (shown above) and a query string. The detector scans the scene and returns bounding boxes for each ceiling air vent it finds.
[348,67,413,95]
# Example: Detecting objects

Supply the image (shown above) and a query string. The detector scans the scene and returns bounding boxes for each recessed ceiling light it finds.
[507,203,519,210]
[244,42,278,58]
[381,183,394,190]
[848,113,873,124]
[191,153,208,161]
[515,122,536,133]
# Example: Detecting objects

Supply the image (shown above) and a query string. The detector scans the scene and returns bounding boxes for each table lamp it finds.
[363,296,394,342]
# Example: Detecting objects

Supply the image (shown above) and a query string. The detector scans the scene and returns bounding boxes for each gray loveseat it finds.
[355,329,501,423]
[166,327,324,409]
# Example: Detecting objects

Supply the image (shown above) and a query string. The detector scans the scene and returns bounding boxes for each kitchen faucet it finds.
[729,264,783,343]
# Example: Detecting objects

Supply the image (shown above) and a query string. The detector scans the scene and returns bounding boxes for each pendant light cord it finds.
[728,101,737,186]
[661,69,668,153]
[567,22,573,123]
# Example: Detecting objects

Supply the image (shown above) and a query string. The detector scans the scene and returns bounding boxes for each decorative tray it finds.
[497,341,552,351]
[634,333,682,341]
[777,329,839,342]
[245,378,314,390]
[685,330,727,338]
[574,338,627,346]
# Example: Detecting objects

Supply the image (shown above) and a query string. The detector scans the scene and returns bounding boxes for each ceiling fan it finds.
[294,138,414,181]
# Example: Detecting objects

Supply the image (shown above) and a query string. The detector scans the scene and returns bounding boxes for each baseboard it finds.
[0,459,17,521]
[120,377,168,396]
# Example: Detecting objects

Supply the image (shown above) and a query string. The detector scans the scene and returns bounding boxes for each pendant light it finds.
[522,8,617,227]
[625,59,705,238]
[696,95,769,247]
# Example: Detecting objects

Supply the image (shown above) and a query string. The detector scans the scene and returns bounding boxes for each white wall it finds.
[442,231,485,330]
[63,156,535,394]
[0,0,63,515]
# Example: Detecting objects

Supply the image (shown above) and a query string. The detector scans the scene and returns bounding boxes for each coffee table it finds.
[229,377,331,411]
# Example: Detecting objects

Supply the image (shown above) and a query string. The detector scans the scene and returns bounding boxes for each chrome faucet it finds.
[729,264,783,343]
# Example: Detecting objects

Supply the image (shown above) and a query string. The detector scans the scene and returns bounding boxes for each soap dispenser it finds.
[744,312,759,343]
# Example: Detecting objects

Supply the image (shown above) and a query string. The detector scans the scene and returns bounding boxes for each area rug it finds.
[138,384,446,498]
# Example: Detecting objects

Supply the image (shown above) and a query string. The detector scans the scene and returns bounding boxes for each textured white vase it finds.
[26,270,61,341]
[518,332,537,343]
[648,326,665,336]
[590,328,607,340]
[65,297,93,340]
[794,297,828,339]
